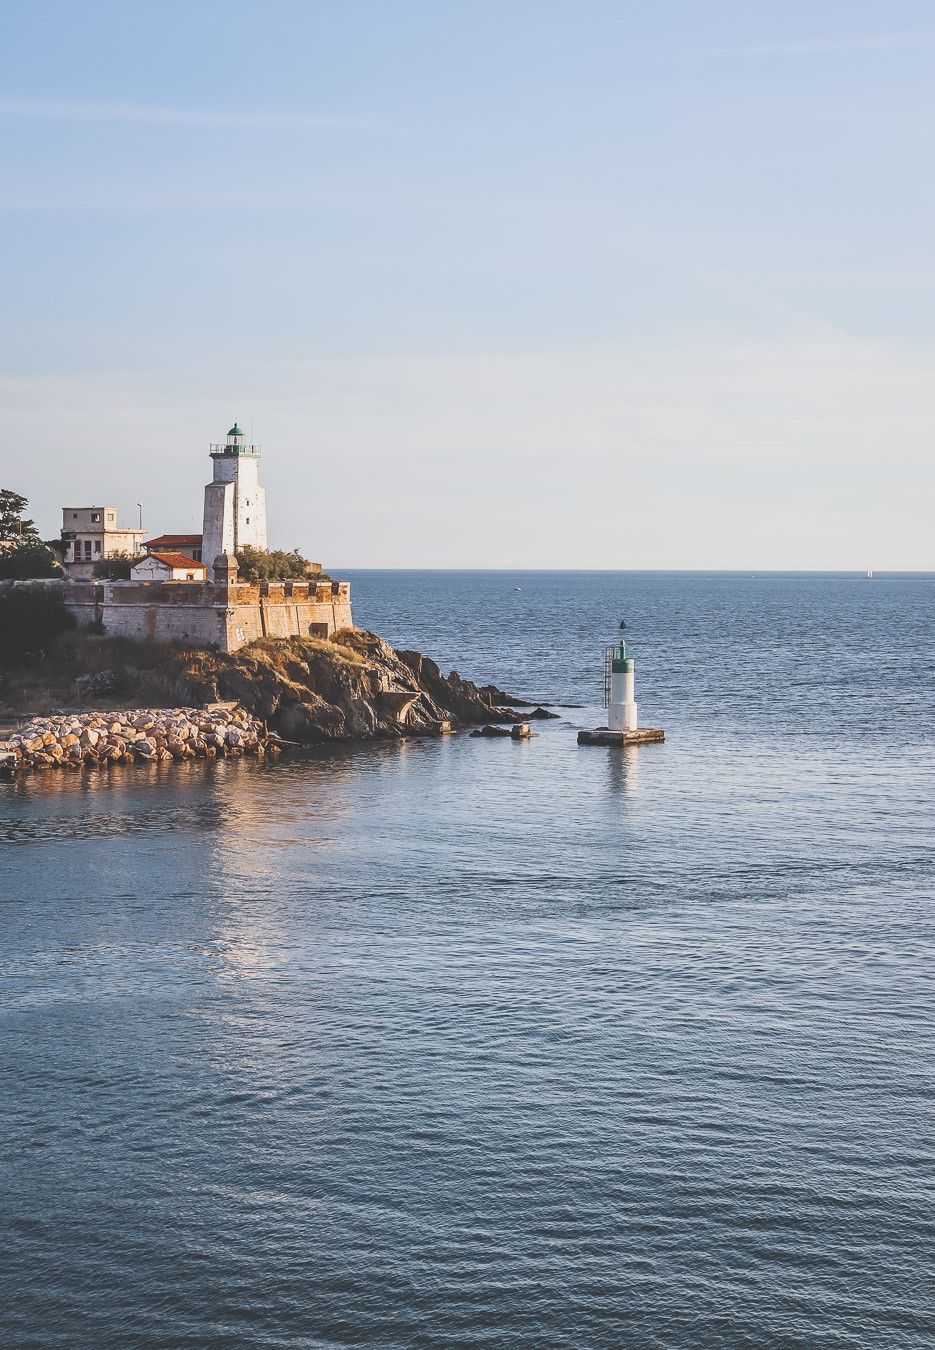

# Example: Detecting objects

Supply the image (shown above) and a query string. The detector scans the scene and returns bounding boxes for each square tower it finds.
[60,505,146,578]
[201,422,268,579]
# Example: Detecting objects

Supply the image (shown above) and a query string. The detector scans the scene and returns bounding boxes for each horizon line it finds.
[329,566,935,576]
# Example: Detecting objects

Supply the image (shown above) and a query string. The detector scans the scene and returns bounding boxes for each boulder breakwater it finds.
[0,706,277,774]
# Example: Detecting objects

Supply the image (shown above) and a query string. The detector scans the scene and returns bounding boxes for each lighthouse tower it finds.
[201,422,268,579]
[608,640,638,732]
[578,630,664,745]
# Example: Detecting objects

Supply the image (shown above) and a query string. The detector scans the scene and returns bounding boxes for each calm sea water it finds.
[2,571,934,1348]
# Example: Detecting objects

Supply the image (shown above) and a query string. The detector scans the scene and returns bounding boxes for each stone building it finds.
[64,559,353,652]
[57,420,352,651]
[61,506,145,579]
[142,533,204,563]
[201,423,268,579]
[131,551,206,582]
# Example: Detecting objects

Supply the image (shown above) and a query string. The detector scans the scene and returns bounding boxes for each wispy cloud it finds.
[0,97,371,131]
[689,31,935,58]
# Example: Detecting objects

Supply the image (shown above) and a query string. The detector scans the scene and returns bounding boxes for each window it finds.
[94,540,102,553]
[246,516,250,524]
[186,573,195,581]
[106,513,114,523]
[91,512,100,523]
[84,541,92,560]
[72,512,78,520]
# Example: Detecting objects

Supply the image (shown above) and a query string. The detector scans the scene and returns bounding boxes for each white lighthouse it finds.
[201,422,268,579]
[608,640,638,732]
[577,631,665,746]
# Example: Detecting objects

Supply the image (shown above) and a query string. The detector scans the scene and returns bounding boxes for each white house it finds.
[130,551,207,582]
[61,506,146,579]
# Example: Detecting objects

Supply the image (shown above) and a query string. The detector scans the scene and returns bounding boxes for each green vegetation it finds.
[234,546,320,582]
[0,588,75,668]
[0,489,37,542]
[92,551,144,580]
[0,625,358,714]
[0,489,60,578]
[0,540,60,579]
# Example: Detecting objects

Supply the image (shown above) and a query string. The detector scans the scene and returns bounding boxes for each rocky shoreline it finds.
[0,706,278,774]
[0,629,558,774]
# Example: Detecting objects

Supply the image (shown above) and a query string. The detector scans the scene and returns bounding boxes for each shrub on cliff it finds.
[234,546,319,582]
[0,589,75,667]
[92,551,144,580]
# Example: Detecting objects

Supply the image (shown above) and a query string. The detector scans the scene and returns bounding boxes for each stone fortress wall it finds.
[68,577,353,652]
[6,576,353,654]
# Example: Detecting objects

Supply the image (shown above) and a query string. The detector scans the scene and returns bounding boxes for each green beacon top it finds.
[611,641,633,674]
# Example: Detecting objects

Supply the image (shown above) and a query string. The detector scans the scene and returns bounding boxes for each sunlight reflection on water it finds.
[2,573,934,1347]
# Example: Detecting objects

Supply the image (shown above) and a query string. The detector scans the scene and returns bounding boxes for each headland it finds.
[1,419,557,774]
[0,622,555,775]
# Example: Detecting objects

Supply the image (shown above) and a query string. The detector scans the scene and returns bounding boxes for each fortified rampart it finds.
[2,576,353,653]
[67,578,353,652]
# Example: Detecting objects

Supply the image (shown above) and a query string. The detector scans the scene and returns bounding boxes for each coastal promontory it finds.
[0,612,552,771]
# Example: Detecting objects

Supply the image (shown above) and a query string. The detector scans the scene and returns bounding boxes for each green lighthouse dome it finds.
[227,423,244,438]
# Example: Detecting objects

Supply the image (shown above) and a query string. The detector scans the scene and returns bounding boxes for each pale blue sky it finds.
[2,1,934,567]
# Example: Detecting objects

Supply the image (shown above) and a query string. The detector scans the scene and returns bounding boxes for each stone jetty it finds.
[0,705,279,774]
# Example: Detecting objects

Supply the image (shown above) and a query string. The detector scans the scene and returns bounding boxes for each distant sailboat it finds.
[865,566,873,579]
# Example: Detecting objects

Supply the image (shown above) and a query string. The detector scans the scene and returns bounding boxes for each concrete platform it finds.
[577,727,665,746]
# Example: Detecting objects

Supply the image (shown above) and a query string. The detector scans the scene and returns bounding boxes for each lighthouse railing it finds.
[602,644,616,708]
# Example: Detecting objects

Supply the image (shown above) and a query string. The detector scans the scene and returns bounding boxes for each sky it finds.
[2,0,934,568]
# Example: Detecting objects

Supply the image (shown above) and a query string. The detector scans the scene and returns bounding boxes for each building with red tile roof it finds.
[142,533,203,561]
[131,551,207,581]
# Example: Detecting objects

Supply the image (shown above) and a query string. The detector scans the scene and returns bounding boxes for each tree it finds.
[0,489,39,543]
[0,539,60,579]
[92,551,143,580]
[0,587,75,667]
[234,546,320,582]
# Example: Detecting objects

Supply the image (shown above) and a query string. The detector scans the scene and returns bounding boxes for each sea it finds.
[2,570,934,1348]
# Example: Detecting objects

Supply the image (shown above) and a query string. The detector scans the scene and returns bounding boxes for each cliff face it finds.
[0,628,537,743]
[177,630,527,741]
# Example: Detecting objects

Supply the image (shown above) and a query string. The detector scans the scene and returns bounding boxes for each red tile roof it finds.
[146,551,206,571]
[143,533,203,548]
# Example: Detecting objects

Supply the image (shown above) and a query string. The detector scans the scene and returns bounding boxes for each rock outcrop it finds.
[0,629,555,767]
[177,630,535,743]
